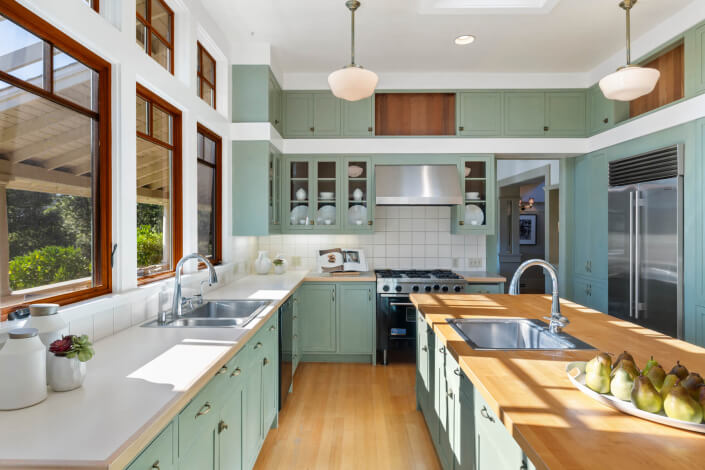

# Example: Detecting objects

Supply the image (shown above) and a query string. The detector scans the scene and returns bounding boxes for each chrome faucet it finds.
[508,259,569,334]
[171,253,218,319]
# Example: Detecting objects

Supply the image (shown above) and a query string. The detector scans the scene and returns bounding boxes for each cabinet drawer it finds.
[126,422,174,470]
[178,377,221,455]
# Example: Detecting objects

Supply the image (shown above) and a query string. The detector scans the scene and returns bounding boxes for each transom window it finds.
[136,0,174,73]
[0,5,111,317]
[136,85,182,282]
[196,125,221,264]
[197,42,216,108]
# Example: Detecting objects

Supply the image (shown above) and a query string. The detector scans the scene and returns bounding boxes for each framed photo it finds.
[519,214,537,245]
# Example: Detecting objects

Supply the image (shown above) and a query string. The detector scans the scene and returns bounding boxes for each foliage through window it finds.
[196,125,221,264]
[0,5,111,316]
[136,0,174,73]
[197,42,216,108]
[136,85,182,281]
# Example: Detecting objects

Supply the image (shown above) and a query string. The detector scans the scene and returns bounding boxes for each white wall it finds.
[497,160,560,185]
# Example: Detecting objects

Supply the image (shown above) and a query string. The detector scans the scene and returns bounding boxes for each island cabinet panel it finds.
[313,92,342,136]
[545,92,586,137]
[685,22,705,97]
[243,335,265,469]
[341,96,374,136]
[457,92,502,136]
[434,342,453,470]
[261,317,279,433]
[452,369,476,470]
[337,284,374,354]
[179,429,216,470]
[474,389,529,470]
[268,72,282,133]
[417,311,439,446]
[375,92,456,135]
[503,92,545,136]
[299,283,337,353]
[125,423,175,470]
[283,93,314,136]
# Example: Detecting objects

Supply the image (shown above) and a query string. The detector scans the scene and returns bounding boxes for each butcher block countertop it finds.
[455,271,506,283]
[409,293,705,470]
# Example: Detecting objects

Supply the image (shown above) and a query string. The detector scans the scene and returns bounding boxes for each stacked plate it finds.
[316,205,336,225]
[348,205,367,225]
[290,205,308,225]
[464,204,484,226]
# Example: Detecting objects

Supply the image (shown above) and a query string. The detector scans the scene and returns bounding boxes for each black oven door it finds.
[377,294,417,364]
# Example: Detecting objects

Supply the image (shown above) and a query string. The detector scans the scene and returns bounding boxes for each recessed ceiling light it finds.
[454,35,476,45]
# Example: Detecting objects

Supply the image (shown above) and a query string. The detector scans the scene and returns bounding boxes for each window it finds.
[196,125,221,264]
[136,0,174,73]
[0,4,111,318]
[197,42,216,108]
[83,0,99,12]
[136,84,182,282]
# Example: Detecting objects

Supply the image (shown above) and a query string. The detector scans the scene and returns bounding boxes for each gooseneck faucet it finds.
[508,259,569,334]
[171,253,218,318]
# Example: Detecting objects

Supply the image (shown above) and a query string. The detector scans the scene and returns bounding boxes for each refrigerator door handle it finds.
[629,191,634,319]
[634,190,640,321]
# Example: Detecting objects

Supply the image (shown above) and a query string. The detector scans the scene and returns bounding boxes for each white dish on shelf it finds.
[466,191,481,200]
[290,205,309,225]
[319,192,334,200]
[464,167,471,177]
[465,204,484,226]
[566,361,705,434]
[348,204,367,225]
[316,205,336,225]
[348,165,364,178]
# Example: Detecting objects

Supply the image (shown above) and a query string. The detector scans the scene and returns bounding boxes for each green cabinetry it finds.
[313,93,342,136]
[231,65,282,133]
[504,92,545,136]
[338,284,374,354]
[686,21,705,98]
[587,84,629,135]
[299,283,337,353]
[342,96,375,136]
[283,157,342,232]
[283,93,314,137]
[545,92,586,137]
[453,156,496,235]
[283,92,373,138]
[504,91,586,137]
[343,157,374,232]
[268,73,282,133]
[125,423,175,470]
[465,283,504,294]
[457,92,502,136]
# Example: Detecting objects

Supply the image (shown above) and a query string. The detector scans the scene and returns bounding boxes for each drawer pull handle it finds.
[216,365,228,375]
[218,420,229,434]
[544,126,549,132]
[310,127,315,132]
[368,126,373,132]
[603,118,609,124]
[151,461,160,470]
[269,325,276,332]
[480,406,495,422]
[421,345,428,352]
[454,368,461,376]
[230,367,242,377]
[263,357,270,366]
[254,342,263,350]
[458,126,464,131]
[196,402,212,419]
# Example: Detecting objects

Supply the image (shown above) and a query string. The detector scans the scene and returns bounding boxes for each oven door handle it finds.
[389,302,415,307]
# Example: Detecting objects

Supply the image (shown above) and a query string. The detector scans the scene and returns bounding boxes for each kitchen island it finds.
[410,293,705,470]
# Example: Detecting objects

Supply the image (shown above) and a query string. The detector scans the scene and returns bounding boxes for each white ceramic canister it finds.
[0,328,48,410]
[254,250,272,275]
[25,304,67,348]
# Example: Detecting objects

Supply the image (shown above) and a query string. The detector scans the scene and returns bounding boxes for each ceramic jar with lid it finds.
[24,303,67,348]
[0,328,48,410]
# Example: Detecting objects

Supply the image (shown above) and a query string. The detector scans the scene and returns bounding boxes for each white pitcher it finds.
[254,251,272,275]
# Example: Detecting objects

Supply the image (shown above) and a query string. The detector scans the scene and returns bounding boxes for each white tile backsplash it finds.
[258,206,486,271]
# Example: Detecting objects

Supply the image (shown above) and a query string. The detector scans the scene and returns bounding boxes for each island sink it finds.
[447,318,595,350]
[142,300,271,328]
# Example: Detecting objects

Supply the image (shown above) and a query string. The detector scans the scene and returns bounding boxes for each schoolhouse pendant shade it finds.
[329,0,377,102]
[328,66,378,102]
[599,66,661,101]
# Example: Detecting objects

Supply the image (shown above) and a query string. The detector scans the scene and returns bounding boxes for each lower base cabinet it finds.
[416,309,535,470]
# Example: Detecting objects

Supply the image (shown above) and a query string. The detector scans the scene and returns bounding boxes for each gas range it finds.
[375,269,466,295]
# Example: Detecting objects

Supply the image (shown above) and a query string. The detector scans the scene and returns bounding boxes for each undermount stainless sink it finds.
[446,318,594,350]
[142,300,271,328]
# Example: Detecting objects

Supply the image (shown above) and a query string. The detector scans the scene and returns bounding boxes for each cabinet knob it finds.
[603,118,609,124]
[275,119,279,124]
[421,345,428,352]
[520,463,528,470]
[458,126,464,131]
[269,325,276,332]
[454,368,461,376]
[151,461,160,470]
[310,219,315,225]
[310,127,315,132]
[544,126,549,132]
[230,367,242,377]
[218,420,229,434]
[294,334,298,339]
[263,357,270,366]
[368,220,373,226]
[439,346,445,353]
[215,365,228,375]
[448,391,454,399]
[368,126,373,132]
[459,221,465,226]
[254,342,263,350]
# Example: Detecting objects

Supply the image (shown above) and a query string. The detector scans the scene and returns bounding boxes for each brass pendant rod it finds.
[620,0,636,65]
[345,0,361,67]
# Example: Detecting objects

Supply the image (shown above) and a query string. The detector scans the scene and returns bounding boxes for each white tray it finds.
[566,361,705,434]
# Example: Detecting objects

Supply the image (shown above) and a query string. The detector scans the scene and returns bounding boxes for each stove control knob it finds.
[412,285,420,292]
[382,285,390,292]
[395,285,403,292]
[424,286,432,292]
[442,286,449,292]
[454,285,463,293]
[433,285,440,291]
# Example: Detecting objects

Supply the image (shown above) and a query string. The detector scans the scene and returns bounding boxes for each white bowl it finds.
[348,165,364,178]
[466,192,480,200]
[319,192,334,200]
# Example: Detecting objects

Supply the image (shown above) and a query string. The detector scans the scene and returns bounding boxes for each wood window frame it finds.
[0,1,112,319]
[86,0,100,12]
[197,42,216,109]
[196,123,222,267]
[136,83,183,285]
[136,0,175,74]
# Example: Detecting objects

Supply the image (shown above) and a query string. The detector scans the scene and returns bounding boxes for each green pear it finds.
[631,376,663,413]
[611,359,639,380]
[668,361,689,381]
[642,356,660,375]
[613,351,636,371]
[661,374,681,399]
[681,372,705,400]
[664,384,703,423]
[610,364,637,401]
[585,354,612,394]
[646,364,667,392]
[698,386,705,414]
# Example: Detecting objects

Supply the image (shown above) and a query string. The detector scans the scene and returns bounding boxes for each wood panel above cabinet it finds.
[374,92,456,136]
[630,43,685,119]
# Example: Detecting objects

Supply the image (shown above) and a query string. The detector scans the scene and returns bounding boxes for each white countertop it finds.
[0,271,307,469]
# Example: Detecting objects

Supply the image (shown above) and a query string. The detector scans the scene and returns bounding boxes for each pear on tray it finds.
[664,384,703,423]
[610,360,638,401]
[585,352,612,394]
[631,375,663,413]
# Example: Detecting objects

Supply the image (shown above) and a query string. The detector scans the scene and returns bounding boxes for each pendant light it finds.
[599,0,660,101]
[328,0,378,102]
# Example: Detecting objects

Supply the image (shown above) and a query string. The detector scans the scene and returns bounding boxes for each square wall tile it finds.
[93,308,114,341]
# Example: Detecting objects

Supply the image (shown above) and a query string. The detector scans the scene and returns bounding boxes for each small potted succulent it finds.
[272,254,288,274]
[47,335,94,392]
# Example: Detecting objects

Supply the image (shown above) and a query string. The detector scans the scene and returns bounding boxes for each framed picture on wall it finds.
[519,214,537,245]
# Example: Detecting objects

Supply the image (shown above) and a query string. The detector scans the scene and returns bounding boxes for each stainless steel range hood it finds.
[375,165,463,206]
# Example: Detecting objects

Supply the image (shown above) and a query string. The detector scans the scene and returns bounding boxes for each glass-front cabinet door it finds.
[343,158,374,232]
[313,159,341,231]
[285,158,313,230]
[268,148,281,232]
[453,156,495,234]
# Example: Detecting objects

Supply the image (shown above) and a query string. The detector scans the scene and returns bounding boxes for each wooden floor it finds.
[253,362,441,470]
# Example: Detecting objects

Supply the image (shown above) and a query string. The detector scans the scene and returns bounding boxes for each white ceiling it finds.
[205,0,697,74]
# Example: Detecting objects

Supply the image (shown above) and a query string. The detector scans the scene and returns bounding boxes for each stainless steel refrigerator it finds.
[607,144,683,338]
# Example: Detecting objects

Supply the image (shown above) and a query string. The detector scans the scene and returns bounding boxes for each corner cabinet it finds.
[452,156,496,235]
[685,21,705,98]
[587,84,629,135]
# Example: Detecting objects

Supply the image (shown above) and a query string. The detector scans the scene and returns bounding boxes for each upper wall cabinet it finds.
[503,92,545,136]
[545,92,587,137]
[283,93,315,137]
[504,91,586,137]
[232,65,283,133]
[587,84,630,135]
[452,155,496,235]
[313,93,342,136]
[685,21,705,98]
[283,92,374,138]
[457,92,502,137]
[342,96,375,136]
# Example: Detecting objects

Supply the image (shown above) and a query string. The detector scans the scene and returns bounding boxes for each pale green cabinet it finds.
[283,93,314,137]
[453,156,496,235]
[457,92,502,137]
[342,157,375,232]
[313,93,342,136]
[292,292,301,375]
[268,73,282,133]
[261,319,278,434]
[503,92,545,136]
[417,310,438,447]
[452,368,475,470]
[573,153,608,281]
[125,423,174,470]
[465,283,504,294]
[545,92,586,137]
[342,96,374,136]
[434,342,452,470]
[232,65,282,126]
[686,21,705,98]
[573,275,608,313]
[587,84,629,135]
[299,283,337,353]
[232,141,280,236]
[337,284,374,354]
[283,157,342,232]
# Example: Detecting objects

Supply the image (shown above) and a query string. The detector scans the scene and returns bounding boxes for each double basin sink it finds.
[142,300,271,328]
[447,318,594,350]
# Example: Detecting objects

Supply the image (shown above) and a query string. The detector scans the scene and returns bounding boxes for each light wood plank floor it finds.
[254,362,441,470]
